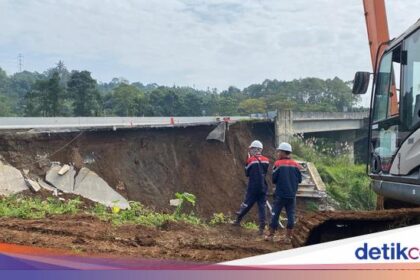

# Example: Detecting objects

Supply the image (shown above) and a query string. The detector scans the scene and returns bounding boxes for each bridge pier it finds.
[275,109,293,146]
[274,110,368,161]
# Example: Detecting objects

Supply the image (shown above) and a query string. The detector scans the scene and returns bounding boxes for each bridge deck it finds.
[0,112,368,133]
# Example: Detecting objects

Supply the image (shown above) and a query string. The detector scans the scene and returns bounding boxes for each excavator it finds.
[292,0,420,247]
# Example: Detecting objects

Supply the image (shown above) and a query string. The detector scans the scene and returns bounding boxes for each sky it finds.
[0,0,419,105]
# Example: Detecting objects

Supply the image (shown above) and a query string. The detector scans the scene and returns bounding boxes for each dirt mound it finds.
[0,121,276,218]
[0,214,290,262]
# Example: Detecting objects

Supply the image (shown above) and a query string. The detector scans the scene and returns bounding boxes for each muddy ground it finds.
[0,214,290,263]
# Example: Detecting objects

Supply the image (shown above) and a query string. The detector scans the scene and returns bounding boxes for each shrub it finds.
[173,192,196,217]
[209,212,231,226]
[292,137,376,211]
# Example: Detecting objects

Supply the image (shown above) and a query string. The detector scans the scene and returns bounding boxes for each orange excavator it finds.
[292,0,420,247]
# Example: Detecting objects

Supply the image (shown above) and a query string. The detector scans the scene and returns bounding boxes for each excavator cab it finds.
[354,21,420,206]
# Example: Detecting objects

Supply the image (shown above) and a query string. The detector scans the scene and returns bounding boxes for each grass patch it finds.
[91,201,202,227]
[0,196,82,219]
[242,221,259,230]
[0,194,202,227]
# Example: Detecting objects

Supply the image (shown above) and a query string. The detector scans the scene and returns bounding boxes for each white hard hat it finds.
[249,140,263,149]
[277,142,292,152]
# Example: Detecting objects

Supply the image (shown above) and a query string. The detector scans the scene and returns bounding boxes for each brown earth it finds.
[1,122,420,262]
[0,122,291,263]
[0,121,276,218]
[0,214,290,263]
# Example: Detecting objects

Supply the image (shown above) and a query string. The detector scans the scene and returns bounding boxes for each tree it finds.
[111,83,143,116]
[0,95,12,116]
[0,62,365,117]
[23,72,65,117]
[23,87,40,116]
[45,61,70,89]
[47,72,64,116]
[0,68,9,94]
[238,98,267,115]
[9,71,44,115]
[25,79,47,116]
[219,96,238,115]
[67,71,101,116]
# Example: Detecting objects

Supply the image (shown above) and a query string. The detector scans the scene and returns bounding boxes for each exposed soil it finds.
[0,214,290,263]
[0,122,290,262]
[1,123,420,263]
[0,121,276,218]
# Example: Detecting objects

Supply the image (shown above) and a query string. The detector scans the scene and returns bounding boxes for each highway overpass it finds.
[0,111,368,135]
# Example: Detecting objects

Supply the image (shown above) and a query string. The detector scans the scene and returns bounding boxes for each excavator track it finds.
[292,208,420,248]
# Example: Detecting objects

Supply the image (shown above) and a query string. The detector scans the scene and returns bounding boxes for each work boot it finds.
[264,228,275,241]
[232,220,241,227]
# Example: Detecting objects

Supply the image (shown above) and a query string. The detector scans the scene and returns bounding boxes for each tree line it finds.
[0,61,363,117]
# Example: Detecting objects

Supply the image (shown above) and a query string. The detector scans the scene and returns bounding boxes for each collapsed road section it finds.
[0,121,279,217]
[0,119,329,217]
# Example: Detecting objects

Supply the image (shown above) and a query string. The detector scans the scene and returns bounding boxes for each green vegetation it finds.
[0,193,202,227]
[0,196,82,219]
[242,221,259,230]
[0,193,261,231]
[292,138,376,211]
[173,192,196,217]
[209,212,231,226]
[0,62,365,118]
[92,201,202,227]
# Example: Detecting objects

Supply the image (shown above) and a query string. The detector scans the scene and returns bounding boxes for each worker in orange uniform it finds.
[265,142,302,242]
[233,140,270,235]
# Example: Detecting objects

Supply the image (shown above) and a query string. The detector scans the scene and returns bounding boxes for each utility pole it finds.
[17,53,23,72]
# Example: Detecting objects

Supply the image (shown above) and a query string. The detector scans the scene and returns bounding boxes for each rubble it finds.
[25,179,41,192]
[74,167,130,209]
[58,164,71,175]
[37,179,56,192]
[44,163,129,209]
[0,161,28,196]
[45,164,76,193]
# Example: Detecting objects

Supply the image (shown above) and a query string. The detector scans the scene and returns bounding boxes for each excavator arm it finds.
[363,0,398,116]
[363,0,389,70]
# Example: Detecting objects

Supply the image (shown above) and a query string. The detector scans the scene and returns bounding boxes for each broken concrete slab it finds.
[25,179,41,192]
[206,122,226,142]
[0,161,28,196]
[58,164,70,175]
[37,179,56,192]
[45,164,76,193]
[74,167,130,209]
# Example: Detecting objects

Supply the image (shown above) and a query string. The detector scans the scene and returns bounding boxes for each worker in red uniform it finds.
[265,142,302,242]
[233,140,270,235]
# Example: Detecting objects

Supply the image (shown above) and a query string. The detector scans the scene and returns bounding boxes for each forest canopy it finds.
[0,61,363,117]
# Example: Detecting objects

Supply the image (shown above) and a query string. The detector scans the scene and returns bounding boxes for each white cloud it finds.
[0,0,419,103]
